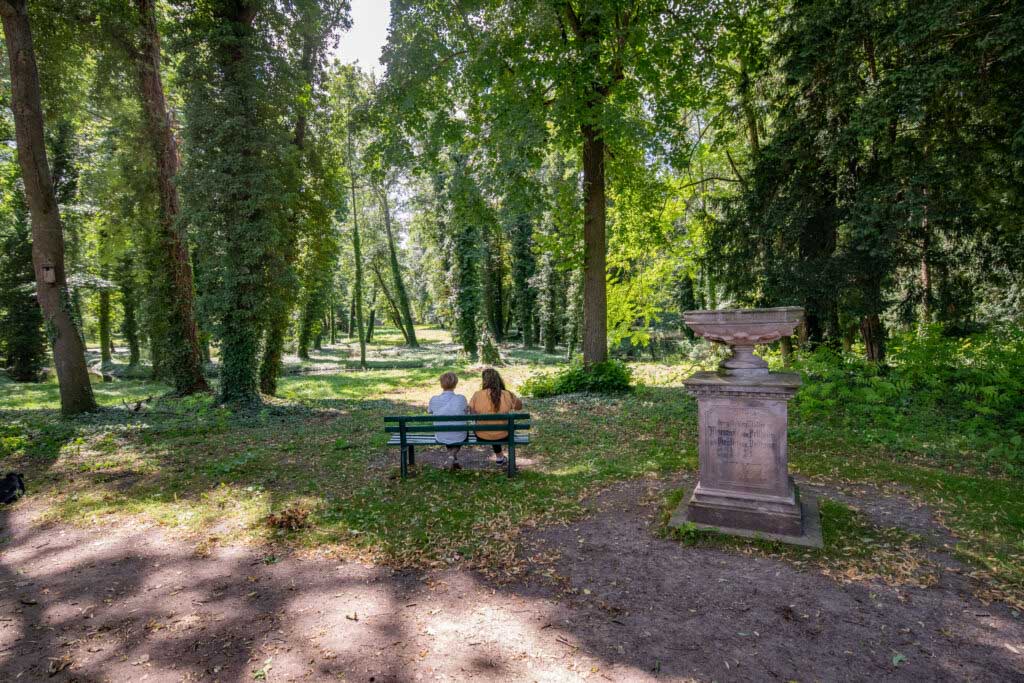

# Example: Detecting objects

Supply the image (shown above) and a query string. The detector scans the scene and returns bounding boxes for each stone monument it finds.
[669,307,822,547]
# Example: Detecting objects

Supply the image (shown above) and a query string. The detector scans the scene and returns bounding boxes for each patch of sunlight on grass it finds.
[2,327,1021,607]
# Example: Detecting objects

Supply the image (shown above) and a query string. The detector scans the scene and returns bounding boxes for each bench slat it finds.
[386,423,530,434]
[387,434,530,446]
[384,413,529,423]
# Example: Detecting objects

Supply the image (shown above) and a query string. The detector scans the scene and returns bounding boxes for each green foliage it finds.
[176,3,304,403]
[444,154,487,356]
[521,359,633,398]
[0,184,46,382]
[791,325,1024,478]
[709,0,1024,351]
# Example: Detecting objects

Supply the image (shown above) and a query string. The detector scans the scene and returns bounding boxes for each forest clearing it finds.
[2,0,1023,680]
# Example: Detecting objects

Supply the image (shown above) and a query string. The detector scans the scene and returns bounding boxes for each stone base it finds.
[669,485,823,548]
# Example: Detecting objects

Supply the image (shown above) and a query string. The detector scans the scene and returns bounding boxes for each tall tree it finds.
[132,0,208,393]
[178,0,301,404]
[345,98,367,368]
[375,182,418,347]
[1,0,96,414]
[259,0,349,394]
[384,0,718,364]
[445,154,486,357]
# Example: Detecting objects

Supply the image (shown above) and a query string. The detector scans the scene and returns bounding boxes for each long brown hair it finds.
[481,368,505,411]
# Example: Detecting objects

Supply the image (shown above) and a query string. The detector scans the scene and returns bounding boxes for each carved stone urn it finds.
[669,307,822,546]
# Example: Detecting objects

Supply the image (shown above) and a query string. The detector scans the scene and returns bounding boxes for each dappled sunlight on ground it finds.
[2,326,1023,679]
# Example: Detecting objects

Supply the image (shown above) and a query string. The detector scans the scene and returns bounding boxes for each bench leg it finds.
[408,444,416,467]
[507,439,517,478]
[400,445,408,479]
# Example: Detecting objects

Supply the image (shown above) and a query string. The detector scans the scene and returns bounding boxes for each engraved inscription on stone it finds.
[715,424,735,458]
[703,403,784,494]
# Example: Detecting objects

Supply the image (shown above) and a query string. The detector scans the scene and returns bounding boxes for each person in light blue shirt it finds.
[427,372,469,470]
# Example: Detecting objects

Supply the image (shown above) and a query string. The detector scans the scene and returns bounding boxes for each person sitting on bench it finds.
[428,372,469,471]
[469,368,523,467]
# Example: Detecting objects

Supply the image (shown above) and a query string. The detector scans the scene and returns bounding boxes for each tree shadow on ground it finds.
[4,476,1022,681]
[0,505,436,681]
[3,382,1023,680]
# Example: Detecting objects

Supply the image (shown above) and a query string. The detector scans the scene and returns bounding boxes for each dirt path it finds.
[2,478,1022,682]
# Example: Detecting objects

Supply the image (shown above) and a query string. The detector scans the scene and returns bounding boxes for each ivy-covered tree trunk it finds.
[133,0,208,394]
[1,0,96,414]
[675,270,697,339]
[565,267,583,359]
[536,254,559,354]
[371,261,408,344]
[117,258,141,368]
[581,124,607,364]
[482,225,504,343]
[258,14,338,394]
[99,284,112,368]
[379,189,418,347]
[0,188,46,382]
[348,297,355,339]
[346,125,367,368]
[447,157,483,357]
[180,2,302,405]
[509,211,536,346]
[298,287,326,360]
[259,320,288,393]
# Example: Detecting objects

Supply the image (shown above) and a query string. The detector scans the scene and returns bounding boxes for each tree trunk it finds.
[118,259,141,367]
[920,226,932,326]
[371,261,408,344]
[259,33,319,393]
[860,314,886,363]
[739,55,760,158]
[510,212,535,346]
[345,115,367,367]
[348,154,366,368]
[581,124,607,364]
[380,189,418,347]
[259,319,287,393]
[365,307,375,344]
[1,0,96,415]
[133,0,208,394]
[780,335,793,366]
[99,287,112,368]
[842,323,856,353]
[348,297,355,340]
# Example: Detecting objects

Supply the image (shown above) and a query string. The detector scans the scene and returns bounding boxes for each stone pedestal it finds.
[670,371,822,547]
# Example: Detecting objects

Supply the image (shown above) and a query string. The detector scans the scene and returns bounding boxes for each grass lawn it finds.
[1,326,1021,608]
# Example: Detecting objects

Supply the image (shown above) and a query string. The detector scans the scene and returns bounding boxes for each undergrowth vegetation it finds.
[520,359,633,397]
[784,325,1024,478]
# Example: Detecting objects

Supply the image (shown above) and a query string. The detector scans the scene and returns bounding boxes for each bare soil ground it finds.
[2,475,1022,682]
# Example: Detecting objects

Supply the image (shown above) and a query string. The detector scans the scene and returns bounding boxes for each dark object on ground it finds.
[0,473,25,504]
[265,507,310,531]
[384,413,530,478]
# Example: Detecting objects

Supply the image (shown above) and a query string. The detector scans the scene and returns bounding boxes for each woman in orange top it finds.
[468,368,523,466]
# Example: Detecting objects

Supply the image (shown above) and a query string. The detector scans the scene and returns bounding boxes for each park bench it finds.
[384,413,530,478]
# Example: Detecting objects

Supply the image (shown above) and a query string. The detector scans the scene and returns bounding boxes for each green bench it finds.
[384,413,531,478]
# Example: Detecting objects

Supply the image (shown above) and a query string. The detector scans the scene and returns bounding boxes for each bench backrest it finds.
[384,413,531,435]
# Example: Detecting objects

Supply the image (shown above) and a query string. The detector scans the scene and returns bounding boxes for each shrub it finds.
[791,324,1024,478]
[521,359,633,397]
